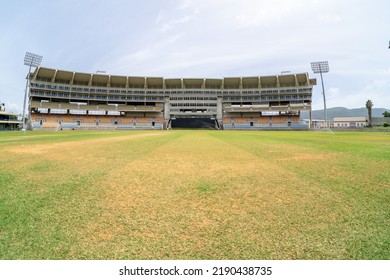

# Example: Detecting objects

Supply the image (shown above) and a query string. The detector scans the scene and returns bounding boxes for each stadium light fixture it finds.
[311,61,330,128]
[23,52,43,130]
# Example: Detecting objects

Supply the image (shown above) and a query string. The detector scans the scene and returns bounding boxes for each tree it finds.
[383,111,390,117]
[366,100,373,127]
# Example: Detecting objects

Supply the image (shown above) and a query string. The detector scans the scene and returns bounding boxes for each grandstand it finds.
[28,67,316,130]
[0,102,22,130]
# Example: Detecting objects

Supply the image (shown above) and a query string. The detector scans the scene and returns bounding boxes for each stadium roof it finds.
[31,67,316,89]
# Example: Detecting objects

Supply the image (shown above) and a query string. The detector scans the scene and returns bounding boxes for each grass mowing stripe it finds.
[0,131,174,259]
[210,130,390,259]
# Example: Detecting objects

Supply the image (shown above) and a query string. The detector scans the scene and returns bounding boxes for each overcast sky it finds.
[0,0,389,113]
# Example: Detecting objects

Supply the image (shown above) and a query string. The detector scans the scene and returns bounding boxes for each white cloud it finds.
[381,67,390,75]
[328,87,341,99]
[5,102,21,114]
[1,0,390,110]
[156,5,195,33]
[160,15,192,32]
[318,14,342,23]
[326,80,390,109]
[234,0,308,27]
[174,0,312,29]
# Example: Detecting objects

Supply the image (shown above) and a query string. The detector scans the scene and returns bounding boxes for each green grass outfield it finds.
[0,130,389,259]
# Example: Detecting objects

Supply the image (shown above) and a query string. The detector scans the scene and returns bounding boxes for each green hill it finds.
[301,107,390,120]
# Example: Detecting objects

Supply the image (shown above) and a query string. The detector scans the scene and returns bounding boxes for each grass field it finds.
[0,130,389,260]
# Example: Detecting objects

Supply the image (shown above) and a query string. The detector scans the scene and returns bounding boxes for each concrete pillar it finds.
[164,96,170,129]
[217,96,223,127]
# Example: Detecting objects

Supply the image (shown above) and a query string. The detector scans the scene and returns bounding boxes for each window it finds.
[50,109,67,114]
[69,110,87,115]
[88,110,105,115]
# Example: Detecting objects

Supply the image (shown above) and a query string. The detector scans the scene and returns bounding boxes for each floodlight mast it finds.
[311,61,330,128]
[23,52,43,130]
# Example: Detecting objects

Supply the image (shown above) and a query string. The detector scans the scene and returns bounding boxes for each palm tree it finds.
[366,100,373,127]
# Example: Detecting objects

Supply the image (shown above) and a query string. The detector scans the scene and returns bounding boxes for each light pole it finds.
[311,61,329,128]
[23,52,43,130]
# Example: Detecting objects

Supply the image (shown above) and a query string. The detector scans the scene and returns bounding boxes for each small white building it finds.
[302,119,330,128]
[333,117,368,128]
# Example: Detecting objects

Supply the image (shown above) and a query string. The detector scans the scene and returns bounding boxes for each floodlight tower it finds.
[311,61,330,128]
[23,52,43,130]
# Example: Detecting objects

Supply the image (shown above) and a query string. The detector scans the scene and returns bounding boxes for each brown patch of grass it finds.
[72,132,354,259]
[1,130,389,259]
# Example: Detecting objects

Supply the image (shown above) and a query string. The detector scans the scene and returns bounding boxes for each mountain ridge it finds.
[300,107,389,120]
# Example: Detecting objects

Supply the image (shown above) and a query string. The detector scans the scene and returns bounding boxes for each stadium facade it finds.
[28,67,316,130]
[0,102,22,131]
